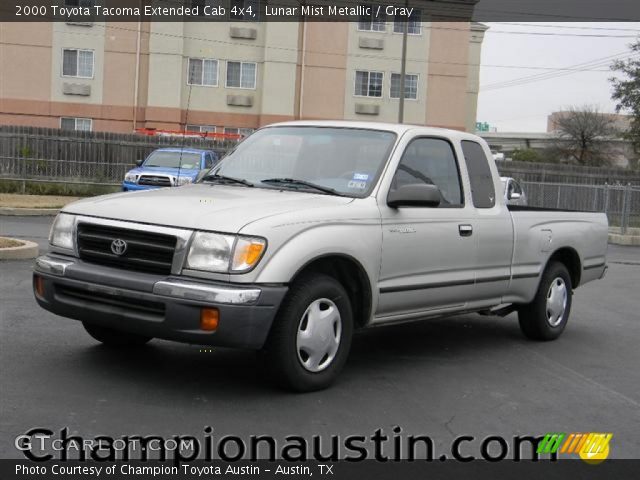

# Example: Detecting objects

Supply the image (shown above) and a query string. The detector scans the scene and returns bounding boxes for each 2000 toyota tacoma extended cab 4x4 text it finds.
[34,121,608,391]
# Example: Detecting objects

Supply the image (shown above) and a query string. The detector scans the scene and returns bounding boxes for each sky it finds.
[476,22,640,132]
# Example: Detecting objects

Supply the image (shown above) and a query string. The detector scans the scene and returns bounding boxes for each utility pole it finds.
[398,1,409,124]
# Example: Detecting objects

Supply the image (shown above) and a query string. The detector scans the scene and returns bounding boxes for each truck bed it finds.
[504,207,608,305]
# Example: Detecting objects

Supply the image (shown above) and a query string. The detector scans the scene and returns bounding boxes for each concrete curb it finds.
[609,227,640,236]
[0,207,60,216]
[608,227,640,246]
[608,233,640,246]
[0,238,39,260]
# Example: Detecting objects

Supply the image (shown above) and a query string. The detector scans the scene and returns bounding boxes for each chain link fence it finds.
[521,181,640,233]
[0,157,133,186]
[0,125,231,187]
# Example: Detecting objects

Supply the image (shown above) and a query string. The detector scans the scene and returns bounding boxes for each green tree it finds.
[610,39,640,169]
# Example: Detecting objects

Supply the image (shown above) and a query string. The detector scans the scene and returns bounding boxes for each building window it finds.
[224,127,254,140]
[390,73,418,100]
[62,49,94,78]
[61,117,92,131]
[64,0,94,7]
[355,70,383,97]
[192,0,225,16]
[188,58,218,86]
[393,10,422,34]
[186,125,217,133]
[63,0,94,23]
[226,61,257,89]
[358,7,385,32]
[229,0,259,20]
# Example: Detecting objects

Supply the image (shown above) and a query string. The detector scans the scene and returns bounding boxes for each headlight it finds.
[186,232,235,272]
[49,213,76,250]
[186,232,266,273]
[176,176,193,186]
[124,173,137,183]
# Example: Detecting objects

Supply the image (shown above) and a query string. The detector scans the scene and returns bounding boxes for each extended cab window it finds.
[391,138,463,207]
[461,140,496,209]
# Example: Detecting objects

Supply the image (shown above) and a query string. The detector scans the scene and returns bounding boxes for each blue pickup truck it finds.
[122,148,219,191]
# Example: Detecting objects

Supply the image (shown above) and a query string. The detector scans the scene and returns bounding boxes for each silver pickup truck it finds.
[34,121,608,391]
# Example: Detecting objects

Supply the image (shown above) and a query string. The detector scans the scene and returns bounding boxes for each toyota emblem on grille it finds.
[110,239,128,256]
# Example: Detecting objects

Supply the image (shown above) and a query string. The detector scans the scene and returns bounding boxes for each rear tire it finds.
[262,274,353,392]
[518,262,572,341]
[82,321,152,347]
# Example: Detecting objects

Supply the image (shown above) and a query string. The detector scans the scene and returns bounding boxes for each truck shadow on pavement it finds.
[72,313,567,396]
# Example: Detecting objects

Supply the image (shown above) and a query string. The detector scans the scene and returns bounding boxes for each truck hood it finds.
[63,184,354,233]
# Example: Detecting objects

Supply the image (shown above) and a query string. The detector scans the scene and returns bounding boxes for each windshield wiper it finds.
[201,174,254,187]
[261,178,346,197]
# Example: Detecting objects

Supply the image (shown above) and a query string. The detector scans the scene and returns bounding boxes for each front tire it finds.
[83,321,152,347]
[262,274,353,392]
[518,262,572,341]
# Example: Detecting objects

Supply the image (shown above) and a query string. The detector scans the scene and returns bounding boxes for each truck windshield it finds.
[144,151,201,170]
[205,127,397,197]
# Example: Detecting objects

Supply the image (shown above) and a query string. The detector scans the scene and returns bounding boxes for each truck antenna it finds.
[178,83,194,185]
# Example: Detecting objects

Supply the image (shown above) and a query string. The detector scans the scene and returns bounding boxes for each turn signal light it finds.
[34,275,45,297]
[231,238,266,272]
[242,243,264,265]
[200,308,219,331]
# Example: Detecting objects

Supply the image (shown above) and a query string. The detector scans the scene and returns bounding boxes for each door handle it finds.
[459,224,473,237]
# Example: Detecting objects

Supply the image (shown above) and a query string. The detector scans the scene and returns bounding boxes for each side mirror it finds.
[387,183,441,208]
[135,159,144,167]
[508,192,521,200]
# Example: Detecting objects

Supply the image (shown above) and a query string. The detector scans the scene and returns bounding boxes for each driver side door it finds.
[375,137,477,322]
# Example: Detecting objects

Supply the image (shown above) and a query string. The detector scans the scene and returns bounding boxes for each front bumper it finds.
[33,255,287,349]
[121,181,161,192]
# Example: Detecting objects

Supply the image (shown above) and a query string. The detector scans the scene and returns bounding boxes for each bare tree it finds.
[553,106,619,167]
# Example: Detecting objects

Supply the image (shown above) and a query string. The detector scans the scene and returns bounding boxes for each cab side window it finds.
[391,138,463,207]
[511,180,523,195]
[461,140,496,208]
[204,153,214,169]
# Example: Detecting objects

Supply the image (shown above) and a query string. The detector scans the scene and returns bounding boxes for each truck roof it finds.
[265,120,483,142]
[153,148,212,154]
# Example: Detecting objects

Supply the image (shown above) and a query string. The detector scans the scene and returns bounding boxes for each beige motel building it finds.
[0,19,486,136]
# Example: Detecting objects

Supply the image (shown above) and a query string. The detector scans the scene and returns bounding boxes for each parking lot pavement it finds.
[0,215,54,251]
[1,217,639,459]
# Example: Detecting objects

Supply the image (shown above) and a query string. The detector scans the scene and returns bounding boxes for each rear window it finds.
[461,141,496,209]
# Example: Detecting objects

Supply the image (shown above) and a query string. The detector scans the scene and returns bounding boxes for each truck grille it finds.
[77,223,177,275]
[138,175,172,187]
[56,285,166,318]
